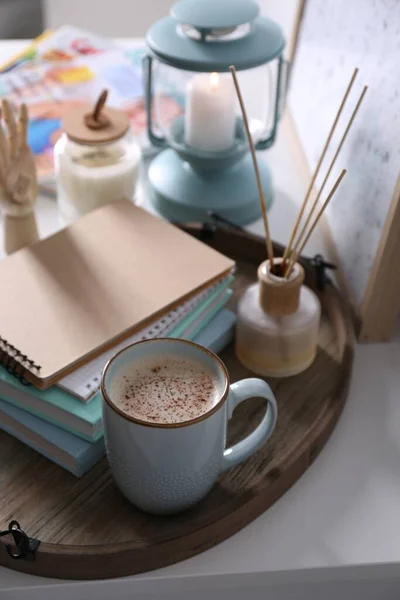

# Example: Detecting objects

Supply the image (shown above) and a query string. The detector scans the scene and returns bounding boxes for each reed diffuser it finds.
[230,66,367,377]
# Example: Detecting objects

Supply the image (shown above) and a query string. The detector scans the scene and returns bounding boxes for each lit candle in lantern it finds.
[185,72,236,152]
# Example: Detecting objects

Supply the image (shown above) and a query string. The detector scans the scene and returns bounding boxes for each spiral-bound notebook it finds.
[57,276,233,402]
[0,200,234,389]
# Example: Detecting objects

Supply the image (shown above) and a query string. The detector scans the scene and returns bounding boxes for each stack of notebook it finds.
[0,201,236,476]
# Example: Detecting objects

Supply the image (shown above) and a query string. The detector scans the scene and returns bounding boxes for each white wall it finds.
[259,0,299,58]
[43,0,174,38]
[289,0,400,308]
[43,0,299,45]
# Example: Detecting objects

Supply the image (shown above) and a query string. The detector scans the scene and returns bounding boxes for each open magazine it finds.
[0,26,181,180]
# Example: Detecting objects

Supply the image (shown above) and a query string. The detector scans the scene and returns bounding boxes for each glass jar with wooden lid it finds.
[54,90,141,225]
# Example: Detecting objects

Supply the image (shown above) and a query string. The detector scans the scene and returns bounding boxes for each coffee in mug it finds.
[110,355,222,424]
[102,339,277,515]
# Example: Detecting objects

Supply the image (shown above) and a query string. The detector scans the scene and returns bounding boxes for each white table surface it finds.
[1,40,400,599]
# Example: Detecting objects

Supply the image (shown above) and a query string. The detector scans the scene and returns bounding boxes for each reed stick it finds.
[286,169,347,276]
[288,85,367,264]
[229,65,274,266]
[282,67,358,263]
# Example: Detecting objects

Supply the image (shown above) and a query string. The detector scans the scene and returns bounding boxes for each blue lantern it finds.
[144,0,286,225]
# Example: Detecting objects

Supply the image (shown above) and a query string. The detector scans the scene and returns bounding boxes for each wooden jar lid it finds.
[258,258,305,317]
[62,90,129,145]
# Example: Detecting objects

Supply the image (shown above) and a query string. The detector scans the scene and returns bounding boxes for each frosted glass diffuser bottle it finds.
[236,258,321,377]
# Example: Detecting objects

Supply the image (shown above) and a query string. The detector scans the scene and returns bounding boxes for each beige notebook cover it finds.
[0,200,234,388]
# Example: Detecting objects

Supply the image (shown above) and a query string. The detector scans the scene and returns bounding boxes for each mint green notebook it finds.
[182,290,232,341]
[169,277,233,338]
[0,368,102,442]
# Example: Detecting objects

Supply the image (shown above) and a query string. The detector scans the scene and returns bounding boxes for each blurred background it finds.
[2,0,297,44]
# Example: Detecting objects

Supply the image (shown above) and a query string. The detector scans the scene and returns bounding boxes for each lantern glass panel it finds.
[151,59,280,149]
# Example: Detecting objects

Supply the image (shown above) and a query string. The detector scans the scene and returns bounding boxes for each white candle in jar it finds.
[184,72,236,152]
[55,138,141,225]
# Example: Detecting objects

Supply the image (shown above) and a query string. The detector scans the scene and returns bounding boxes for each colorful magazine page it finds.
[0,26,118,73]
[0,48,146,180]
[0,26,183,180]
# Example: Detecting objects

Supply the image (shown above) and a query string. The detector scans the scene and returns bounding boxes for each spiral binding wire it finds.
[0,337,40,385]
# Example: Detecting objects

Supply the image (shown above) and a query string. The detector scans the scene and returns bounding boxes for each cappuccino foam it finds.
[110,354,222,424]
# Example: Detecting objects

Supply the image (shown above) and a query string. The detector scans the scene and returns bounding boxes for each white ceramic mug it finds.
[101,339,277,514]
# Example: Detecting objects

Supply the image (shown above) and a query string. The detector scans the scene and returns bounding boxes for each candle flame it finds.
[209,72,220,89]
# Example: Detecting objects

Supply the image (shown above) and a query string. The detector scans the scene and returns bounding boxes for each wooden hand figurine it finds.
[0,99,39,254]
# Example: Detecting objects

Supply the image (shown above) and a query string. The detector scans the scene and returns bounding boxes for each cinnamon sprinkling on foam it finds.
[110,356,221,424]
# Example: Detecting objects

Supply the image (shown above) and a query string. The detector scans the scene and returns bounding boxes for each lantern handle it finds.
[255,56,288,151]
[143,54,168,149]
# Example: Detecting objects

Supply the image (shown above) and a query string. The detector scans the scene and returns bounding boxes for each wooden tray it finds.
[0,226,355,580]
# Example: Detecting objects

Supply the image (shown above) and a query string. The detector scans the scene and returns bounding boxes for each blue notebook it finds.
[195,308,236,353]
[0,400,105,477]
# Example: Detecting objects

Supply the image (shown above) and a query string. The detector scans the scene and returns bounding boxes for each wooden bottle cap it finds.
[258,258,305,317]
[62,90,129,145]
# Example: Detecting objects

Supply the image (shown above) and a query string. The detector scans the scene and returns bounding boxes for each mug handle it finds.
[221,378,277,473]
